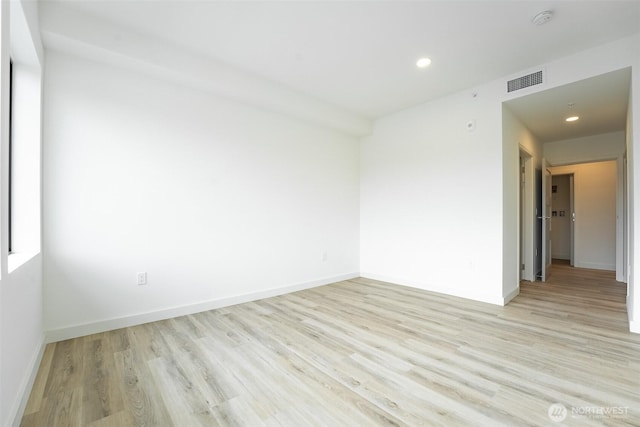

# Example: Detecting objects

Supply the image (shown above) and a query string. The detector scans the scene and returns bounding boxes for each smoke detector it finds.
[532,10,553,26]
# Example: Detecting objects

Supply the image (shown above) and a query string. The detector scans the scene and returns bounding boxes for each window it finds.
[6,58,42,270]
[5,0,43,270]
[8,59,14,253]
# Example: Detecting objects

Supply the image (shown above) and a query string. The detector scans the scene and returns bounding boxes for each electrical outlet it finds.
[321,251,328,262]
[137,272,147,285]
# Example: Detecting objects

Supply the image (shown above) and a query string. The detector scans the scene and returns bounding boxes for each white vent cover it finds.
[507,70,544,93]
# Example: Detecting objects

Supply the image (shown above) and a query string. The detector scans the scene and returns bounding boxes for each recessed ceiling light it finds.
[565,116,579,122]
[416,57,432,68]
[532,10,553,26]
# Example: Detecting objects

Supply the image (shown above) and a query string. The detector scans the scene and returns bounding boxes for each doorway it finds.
[546,160,620,277]
[550,174,574,267]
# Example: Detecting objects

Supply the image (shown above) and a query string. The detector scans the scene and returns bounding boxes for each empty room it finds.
[2,1,640,426]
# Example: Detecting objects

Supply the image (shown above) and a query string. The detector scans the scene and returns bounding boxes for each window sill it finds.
[8,251,39,273]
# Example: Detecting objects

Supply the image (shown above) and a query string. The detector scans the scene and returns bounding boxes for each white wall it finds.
[550,161,617,271]
[360,84,506,305]
[43,51,360,339]
[1,256,43,426]
[545,131,626,165]
[503,107,544,168]
[39,2,371,138]
[0,1,44,426]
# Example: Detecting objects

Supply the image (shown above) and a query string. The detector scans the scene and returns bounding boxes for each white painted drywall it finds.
[360,84,506,305]
[1,256,43,426]
[42,51,360,337]
[551,175,572,260]
[550,161,617,271]
[39,2,371,138]
[545,131,626,165]
[0,1,44,426]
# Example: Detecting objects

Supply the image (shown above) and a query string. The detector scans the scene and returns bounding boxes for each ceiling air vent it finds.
[507,70,544,93]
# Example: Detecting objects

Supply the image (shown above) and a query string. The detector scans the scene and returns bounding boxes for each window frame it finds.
[8,58,13,254]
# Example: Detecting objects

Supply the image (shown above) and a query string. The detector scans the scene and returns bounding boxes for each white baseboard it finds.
[503,287,520,305]
[629,296,639,334]
[574,261,615,271]
[45,272,359,343]
[360,272,505,306]
[10,335,46,427]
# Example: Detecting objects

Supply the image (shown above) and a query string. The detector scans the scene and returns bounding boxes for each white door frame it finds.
[519,146,535,281]
[569,174,575,266]
[540,159,552,281]
[617,155,627,282]
[549,173,575,266]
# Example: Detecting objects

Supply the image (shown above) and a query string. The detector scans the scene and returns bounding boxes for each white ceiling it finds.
[40,0,640,140]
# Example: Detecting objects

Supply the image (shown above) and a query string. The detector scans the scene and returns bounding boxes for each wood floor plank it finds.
[146,355,221,427]
[113,347,174,427]
[85,410,135,427]
[126,322,170,363]
[81,337,124,424]
[23,343,56,416]
[21,264,640,426]
[42,339,84,398]
[217,304,401,426]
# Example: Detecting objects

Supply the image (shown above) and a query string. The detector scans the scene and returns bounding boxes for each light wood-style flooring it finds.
[21,265,640,426]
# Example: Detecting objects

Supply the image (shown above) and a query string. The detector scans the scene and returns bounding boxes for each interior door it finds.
[540,160,553,281]
[570,174,575,266]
